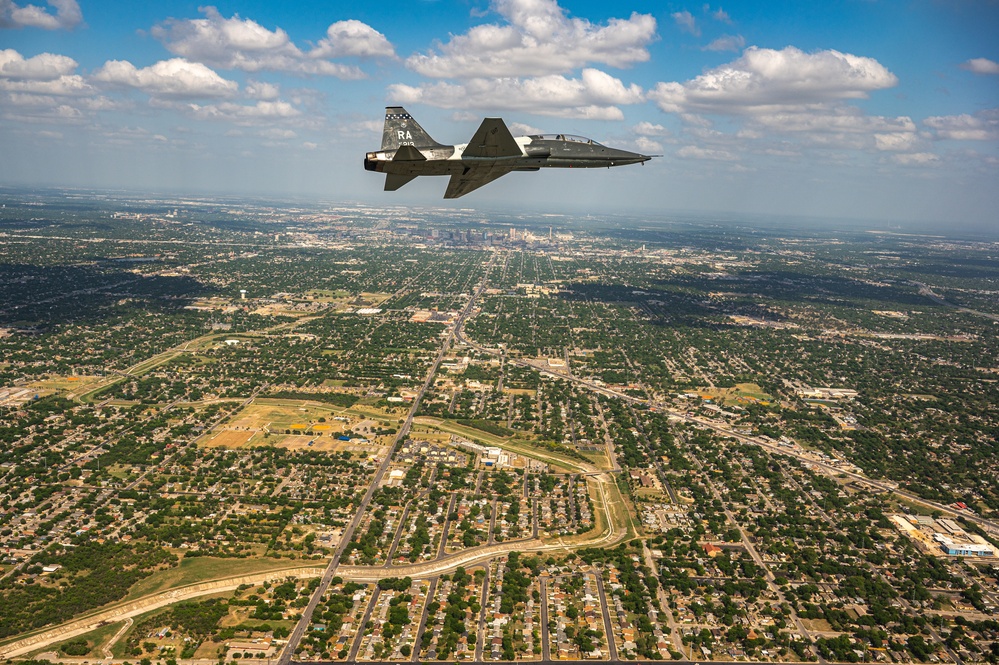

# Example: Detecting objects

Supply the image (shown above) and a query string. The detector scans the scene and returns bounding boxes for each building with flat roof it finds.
[933,534,994,557]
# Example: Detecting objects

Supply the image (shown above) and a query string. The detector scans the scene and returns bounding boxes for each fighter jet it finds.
[364,106,653,199]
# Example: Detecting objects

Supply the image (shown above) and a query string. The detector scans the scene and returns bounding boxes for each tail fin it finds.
[381,106,443,151]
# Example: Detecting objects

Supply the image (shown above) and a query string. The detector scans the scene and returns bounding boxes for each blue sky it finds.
[1,0,997,230]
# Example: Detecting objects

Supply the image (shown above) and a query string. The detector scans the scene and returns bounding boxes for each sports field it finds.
[197,399,395,453]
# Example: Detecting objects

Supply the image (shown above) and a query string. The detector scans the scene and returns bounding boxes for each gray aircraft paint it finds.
[365,106,652,199]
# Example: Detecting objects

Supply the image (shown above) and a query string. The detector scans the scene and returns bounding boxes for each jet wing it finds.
[462,118,522,158]
[444,166,513,198]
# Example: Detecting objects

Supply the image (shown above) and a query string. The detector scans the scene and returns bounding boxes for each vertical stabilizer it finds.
[381,107,443,151]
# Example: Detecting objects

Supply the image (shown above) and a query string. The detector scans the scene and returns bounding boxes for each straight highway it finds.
[280,253,499,663]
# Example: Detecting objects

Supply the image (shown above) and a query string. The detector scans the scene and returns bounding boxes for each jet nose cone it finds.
[614,150,653,165]
[614,152,653,164]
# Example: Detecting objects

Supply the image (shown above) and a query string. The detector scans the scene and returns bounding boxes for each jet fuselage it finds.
[364,134,649,177]
[364,107,652,198]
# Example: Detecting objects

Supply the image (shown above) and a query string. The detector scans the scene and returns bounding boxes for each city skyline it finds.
[1,0,997,230]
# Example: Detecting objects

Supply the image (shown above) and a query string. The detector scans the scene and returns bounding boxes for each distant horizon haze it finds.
[0,0,997,230]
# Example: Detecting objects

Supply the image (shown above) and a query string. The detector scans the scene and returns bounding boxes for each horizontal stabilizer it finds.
[444,167,513,198]
[385,174,418,191]
[463,118,522,158]
[394,144,426,161]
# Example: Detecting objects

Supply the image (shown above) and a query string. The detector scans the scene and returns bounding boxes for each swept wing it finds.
[364,107,653,198]
[445,166,514,199]
[462,118,522,158]
[443,118,523,198]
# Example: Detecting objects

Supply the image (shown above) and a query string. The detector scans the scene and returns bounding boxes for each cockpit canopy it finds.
[530,134,602,146]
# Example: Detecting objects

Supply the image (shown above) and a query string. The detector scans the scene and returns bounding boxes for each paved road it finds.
[681,412,999,534]
[459,314,999,535]
[473,566,491,661]
[539,577,551,661]
[410,577,437,661]
[280,253,498,663]
[698,465,819,661]
[279,344,447,662]
[346,588,381,661]
[592,569,618,660]
[0,566,326,659]
[641,542,684,657]
[913,280,999,322]
[384,498,416,564]
[11,657,868,665]
[435,493,458,558]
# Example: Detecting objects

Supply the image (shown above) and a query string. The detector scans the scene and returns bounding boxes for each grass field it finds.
[580,450,614,471]
[27,374,104,396]
[121,556,317,603]
[203,429,256,448]
[406,424,458,445]
[414,417,509,446]
[634,486,669,501]
[359,291,393,304]
[413,416,597,474]
[698,382,773,405]
[198,399,396,452]
[502,388,537,396]
[556,474,637,548]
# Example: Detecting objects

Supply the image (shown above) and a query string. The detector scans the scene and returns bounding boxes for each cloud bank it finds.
[93,58,239,98]
[390,68,643,120]
[152,6,392,78]
[0,0,80,30]
[405,0,656,78]
[650,46,897,115]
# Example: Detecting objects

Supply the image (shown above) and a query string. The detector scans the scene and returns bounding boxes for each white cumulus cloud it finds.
[677,145,737,160]
[3,102,84,124]
[0,49,90,96]
[311,20,395,59]
[646,46,932,160]
[93,58,239,98]
[632,121,669,136]
[260,127,296,140]
[0,49,76,79]
[704,34,744,52]
[649,46,898,115]
[874,132,920,152]
[750,108,915,135]
[389,68,643,120]
[671,10,699,36]
[924,108,999,141]
[245,80,280,100]
[635,136,663,153]
[405,0,656,78]
[734,108,917,153]
[960,58,999,75]
[711,7,732,23]
[0,0,80,30]
[151,7,372,78]
[164,99,303,125]
[509,121,544,135]
[0,74,89,95]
